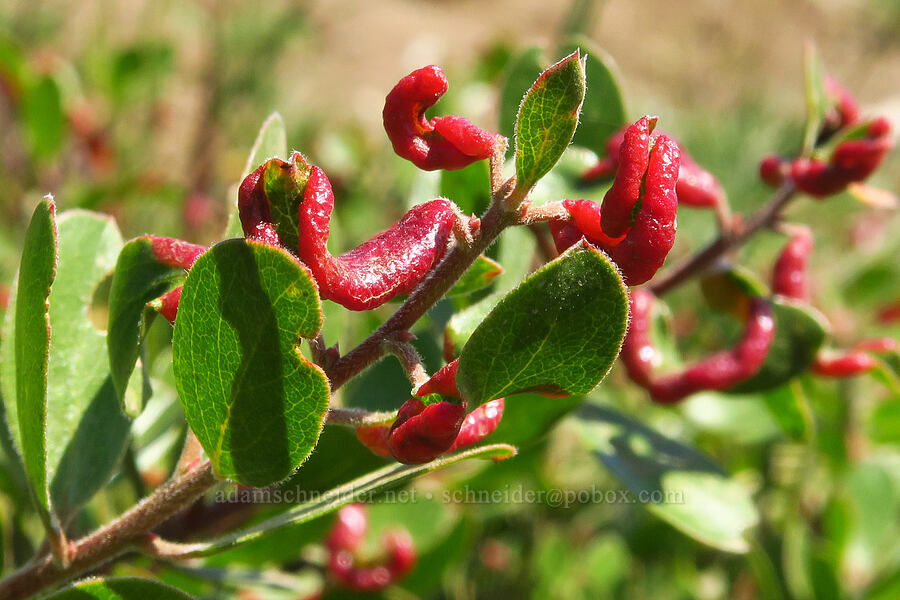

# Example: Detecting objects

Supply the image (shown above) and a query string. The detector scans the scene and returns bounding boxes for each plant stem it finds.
[325,407,397,428]
[650,183,796,297]
[0,463,216,600]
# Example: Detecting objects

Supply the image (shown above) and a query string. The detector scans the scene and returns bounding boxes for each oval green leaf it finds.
[172,239,329,487]
[457,241,628,405]
[577,403,759,553]
[0,197,57,526]
[728,298,828,394]
[1,207,130,525]
[107,237,189,415]
[515,50,586,192]
[46,577,194,600]
[447,255,503,297]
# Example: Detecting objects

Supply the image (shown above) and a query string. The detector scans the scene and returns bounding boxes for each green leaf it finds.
[514,50,586,191]
[489,392,584,447]
[577,403,759,553]
[802,42,827,155]
[167,444,516,558]
[22,76,66,161]
[499,47,544,142]
[107,238,187,415]
[457,241,628,405]
[763,382,814,441]
[224,112,289,239]
[561,37,626,157]
[699,265,769,317]
[1,208,130,523]
[172,239,329,486]
[46,577,194,599]
[868,397,900,445]
[0,198,57,526]
[440,159,491,216]
[728,299,828,394]
[447,255,503,297]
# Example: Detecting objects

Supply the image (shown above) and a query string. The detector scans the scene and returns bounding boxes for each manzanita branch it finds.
[649,182,797,297]
[383,339,429,389]
[0,462,217,600]
[326,407,397,428]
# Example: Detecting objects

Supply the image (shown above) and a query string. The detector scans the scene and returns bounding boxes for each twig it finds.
[383,339,429,389]
[650,183,797,297]
[324,408,397,428]
[0,463,217,600]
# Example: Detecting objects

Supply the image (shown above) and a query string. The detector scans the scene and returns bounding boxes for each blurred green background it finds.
[2,0,900,598]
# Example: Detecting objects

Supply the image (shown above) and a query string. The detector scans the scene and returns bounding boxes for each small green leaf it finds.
[699,265,769,317]
[762,382,815,441]
[802,42,827,155]
[46,577,194,599]
[868,398,900,445]
[514,50,586,191]
[457,241,628,405]
[22,75,66,161]
[447,255,503,297]
[107,238,187,415]
[172,239,329,486]
[728,299,828,394]
[1,208,130,524]
[169,443,516,558]
[562,37,626,157]
[224,112,289,239]
[499,47,544,141]
[577,403,759,553]
[0,197,57,526]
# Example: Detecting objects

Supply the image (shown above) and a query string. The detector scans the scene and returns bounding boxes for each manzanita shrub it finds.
[0,38,897,599]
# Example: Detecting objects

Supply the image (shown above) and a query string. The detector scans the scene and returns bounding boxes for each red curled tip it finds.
[447,398,505,452]
[811,351,878,378]
[149,286,182,326]
[388,398,466,464]
[355,425,392,458]
[147,236,206,270]
[416,359,461,398]
[383,65,501,171]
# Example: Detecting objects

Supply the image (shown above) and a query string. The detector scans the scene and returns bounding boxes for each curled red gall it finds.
[388,398,466,464]
[238,152,456,311]
[325,504,417,592]
[551,117,681,286]
[447,398,505,452]
[582,121,724,210]
[621,289,776,404]
[383,65,502,171]
[791,118,893,198]
[772,226,814,302]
